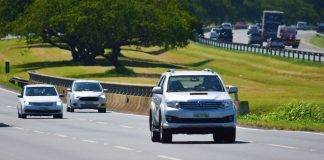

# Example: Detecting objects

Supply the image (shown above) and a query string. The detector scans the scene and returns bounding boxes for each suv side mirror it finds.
[66,88,71,92]
[17,94,23,98]
[103,89,108,93]
[152,87,163,94]
[227,85,238,94]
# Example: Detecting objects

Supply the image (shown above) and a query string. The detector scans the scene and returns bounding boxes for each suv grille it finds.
[79,97,99,101]
[178,101,224,109]
[29,102,55,106]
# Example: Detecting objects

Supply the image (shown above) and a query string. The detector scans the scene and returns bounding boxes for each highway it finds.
[0,87,323,160]
[206,29,324,53]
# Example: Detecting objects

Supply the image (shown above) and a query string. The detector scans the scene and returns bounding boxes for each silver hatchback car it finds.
[149,69,237,143]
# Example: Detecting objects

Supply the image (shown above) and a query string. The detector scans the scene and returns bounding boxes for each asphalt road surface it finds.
[0,87,323,160]
[205,29,324,53]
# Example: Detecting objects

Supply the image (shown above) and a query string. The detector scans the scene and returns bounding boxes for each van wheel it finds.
[54,114,63,119]
[66,107,71,112]
[21,114,27,119]
[70,108,74,112]
[98,108,106,113]
[150,113,160,142]
[160,120,172,143]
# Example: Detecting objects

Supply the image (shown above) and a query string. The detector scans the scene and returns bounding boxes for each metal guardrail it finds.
[9,77,29,88]
[28,72,154,97]
[197,37,324,63]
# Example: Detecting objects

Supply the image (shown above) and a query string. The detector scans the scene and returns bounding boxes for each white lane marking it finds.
[95,121,107,124]
[13,127,24,130]
[33,130,45,134]
[7,106,15,108]
[82,139,97,143]
[112,112,149,118]
[268,144,297,149]
[0,87,19,95]
[237,126,324,136]
[114,145,134,151]
[89,120,94,122]
[310,149,317,152]
[54,133,68,138]
[120,125,133,129]
[157,155,182,160]
[76,118,86,121]
[103,143,108,146]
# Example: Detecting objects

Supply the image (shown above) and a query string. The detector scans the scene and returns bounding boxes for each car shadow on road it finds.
[171,140,250,145]
[24,117,68,120]
[71,111,112,114]
[0,123,11,127]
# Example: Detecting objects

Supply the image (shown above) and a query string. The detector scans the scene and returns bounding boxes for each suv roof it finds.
[25,84,55,88]
[73,80,100,83]
[164,70,219,76]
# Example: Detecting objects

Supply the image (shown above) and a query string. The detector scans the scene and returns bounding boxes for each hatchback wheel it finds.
[160,120,172,143]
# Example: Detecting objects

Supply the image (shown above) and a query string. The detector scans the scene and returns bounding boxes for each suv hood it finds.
[165,92,231,102]
[25,96,60,102]
[73,91,103,97]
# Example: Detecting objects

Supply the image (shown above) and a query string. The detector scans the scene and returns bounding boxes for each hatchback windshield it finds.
[167,75,225,92]
[25,87,57,96]
[73,82,102,92]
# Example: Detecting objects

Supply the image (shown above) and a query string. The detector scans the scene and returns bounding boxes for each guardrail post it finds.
[308,52,311,61]
[303,52,305,60]
[313,53,316,62]
[5,61,10,74]
[319,54,322,62]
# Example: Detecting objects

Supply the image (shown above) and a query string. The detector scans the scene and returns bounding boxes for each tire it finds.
[66,107,71,112]
[21,114,27,119]
[292,45,298,49]
[53,114,63,119]
[18,112,22,118]
[213,127,236,143]
[159,119,172,143]
[70,107,74,112]
[150,112,160,142]
[98,108,106,113]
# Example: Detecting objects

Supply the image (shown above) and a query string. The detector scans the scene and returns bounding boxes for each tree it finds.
[3,0,199,68]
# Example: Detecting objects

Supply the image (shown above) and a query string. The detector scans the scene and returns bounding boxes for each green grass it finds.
[1,39,324,131]
[309,35,324,48]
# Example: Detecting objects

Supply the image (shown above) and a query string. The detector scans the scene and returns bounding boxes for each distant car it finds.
[221,23,232,30]
[234,21,248,29]
[317,23,324,34]
[17,84,64,119]
[296,21,307,30]
[266,38,284,49]
[66,80,107,113]
[149,69,237,143]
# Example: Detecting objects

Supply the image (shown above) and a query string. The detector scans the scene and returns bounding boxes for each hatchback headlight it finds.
[100,94,106,99]
[166,101,179,108]
[222,100,234,110]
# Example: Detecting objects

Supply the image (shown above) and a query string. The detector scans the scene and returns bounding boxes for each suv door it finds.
[152,75,166,124]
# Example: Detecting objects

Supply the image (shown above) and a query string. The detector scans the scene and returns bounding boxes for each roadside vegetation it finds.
[1,39,324,131]
[310,36,324,48]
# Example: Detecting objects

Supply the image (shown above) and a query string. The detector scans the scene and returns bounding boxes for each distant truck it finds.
[278,25,300,48]
[296,21,307,30]
[261,10,299,49]
[261,10,284,41]
[209,25,233,43]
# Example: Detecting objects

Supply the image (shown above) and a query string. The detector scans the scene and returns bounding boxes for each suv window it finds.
[157,76,166,88]
[73,82,102,92]
[167,75,225,92]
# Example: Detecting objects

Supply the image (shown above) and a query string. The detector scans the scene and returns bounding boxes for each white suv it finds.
[66,80,107,113]
[149,69,237,143]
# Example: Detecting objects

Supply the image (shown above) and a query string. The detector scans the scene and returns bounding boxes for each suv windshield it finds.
[73,82,102,92]
[25,87,57,96]
[167,75,225,92]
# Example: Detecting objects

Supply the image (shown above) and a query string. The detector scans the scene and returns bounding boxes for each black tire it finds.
[53,114,63,119]
[98,108,106,113]
[213,127,236,143]
[160,119,172,143]
[292,45,298,49]
[21,114,27,119]
[70,107,74,112]
[150,112,160,142]
[66,107,71,112]
[18,112,22,118]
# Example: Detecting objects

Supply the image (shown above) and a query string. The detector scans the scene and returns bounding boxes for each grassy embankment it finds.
[309,35,324,48]
[0,39,323,131]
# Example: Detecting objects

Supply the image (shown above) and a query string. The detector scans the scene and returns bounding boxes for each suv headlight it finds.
[24,101,29,105]
[73,95,80,99]
[222,100,234,110]
[166,101,179,108]
[56,101,63,106]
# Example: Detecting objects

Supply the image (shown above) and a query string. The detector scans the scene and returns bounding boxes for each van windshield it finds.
[25,87,57,96]
[167,75,225,92]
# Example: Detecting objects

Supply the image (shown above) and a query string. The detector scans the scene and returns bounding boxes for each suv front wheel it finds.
[213,127,236,143]
[150,113,160,142]
[160,119,172,143]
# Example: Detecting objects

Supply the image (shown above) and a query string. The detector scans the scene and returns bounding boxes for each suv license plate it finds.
[193,113,209,118]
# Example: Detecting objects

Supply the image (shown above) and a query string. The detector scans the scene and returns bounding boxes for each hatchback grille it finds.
[178,101,224,109]
[29,102,55,106]
[79,97,99,101]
